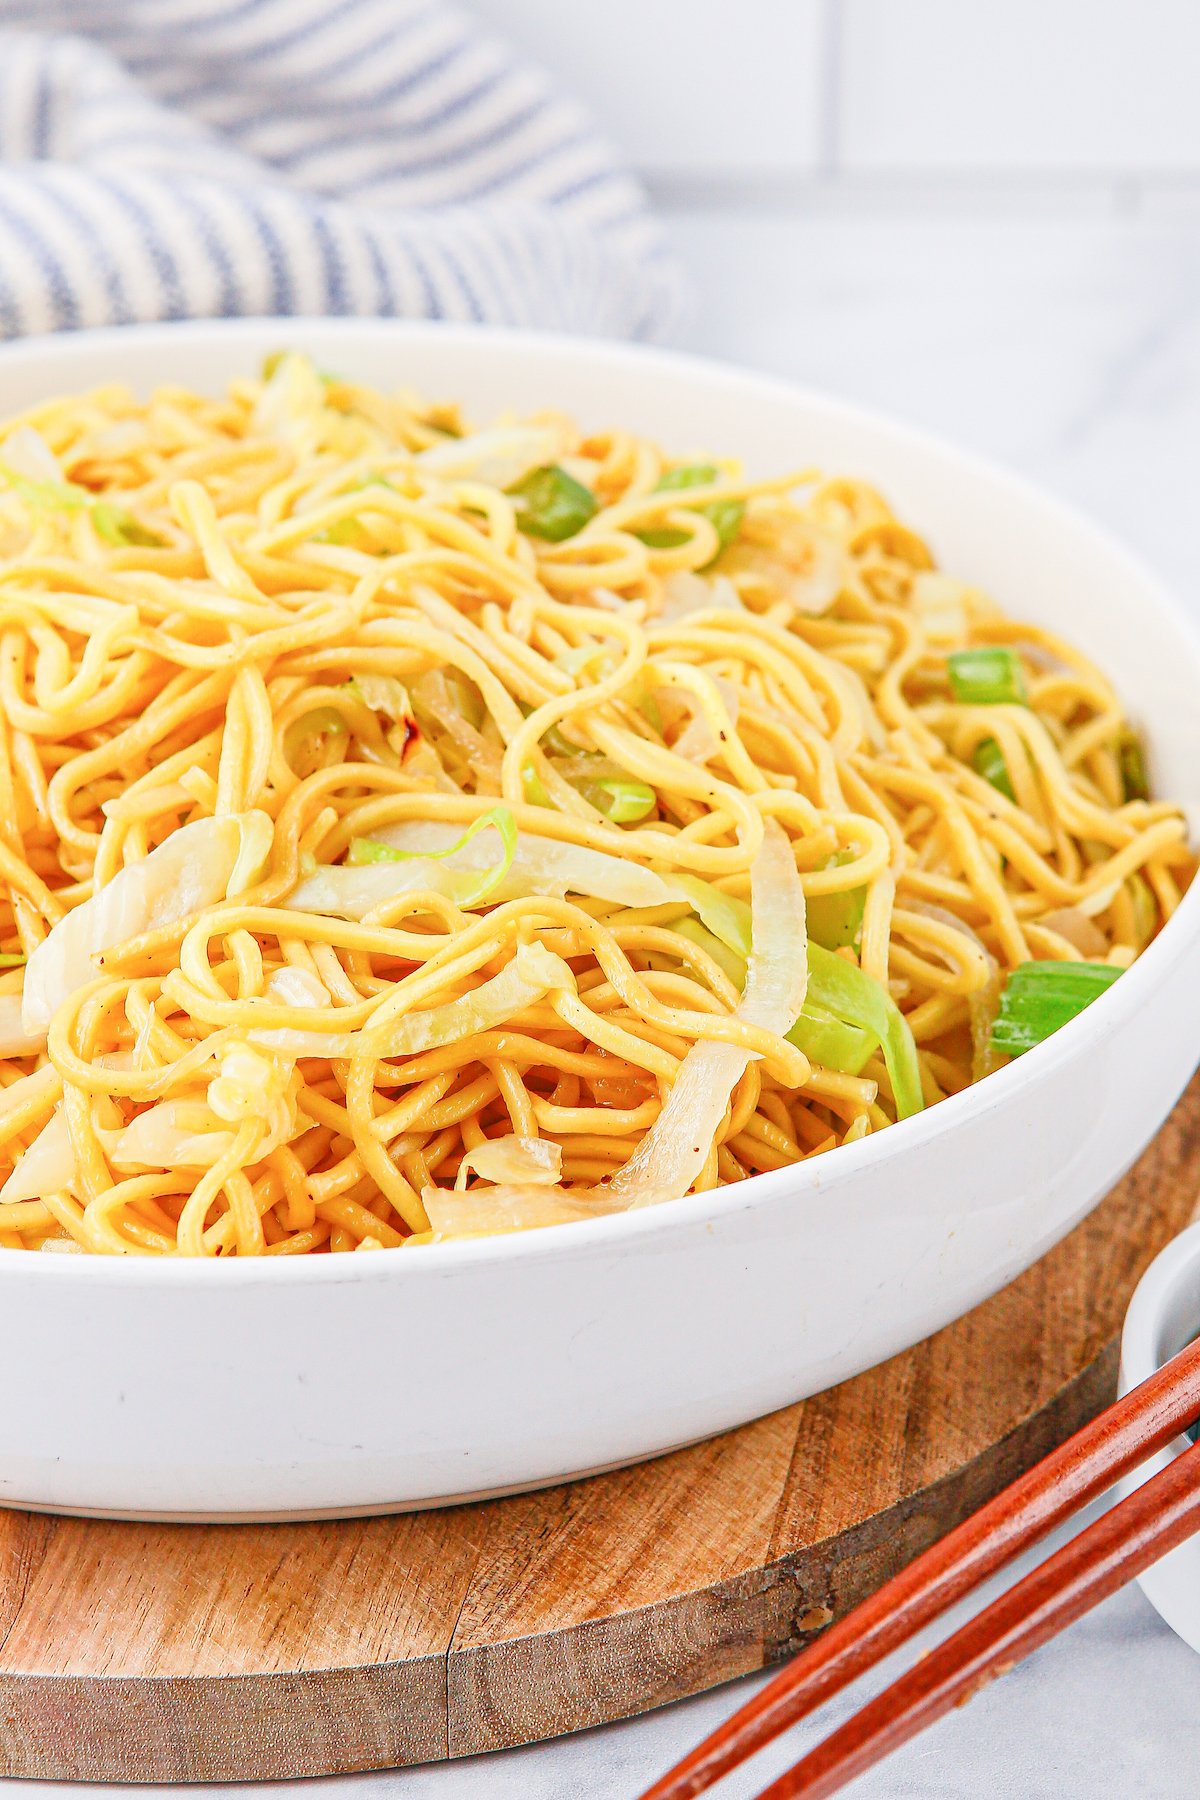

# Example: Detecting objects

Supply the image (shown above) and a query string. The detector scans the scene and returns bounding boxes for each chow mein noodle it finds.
[0,354,1190,1255]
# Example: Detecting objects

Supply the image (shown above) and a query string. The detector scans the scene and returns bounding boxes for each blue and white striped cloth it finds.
[0,0,684,342]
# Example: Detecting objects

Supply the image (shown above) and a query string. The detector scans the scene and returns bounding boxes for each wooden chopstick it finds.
[753,1438,1200,1799]
[641,1331,1200,1800]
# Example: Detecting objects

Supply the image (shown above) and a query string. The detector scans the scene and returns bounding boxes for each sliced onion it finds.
[910,571,969,644]
[106,1102,237,1171]
[418,824,809,1239]
[265,967,332,1009]
[411,671,502,789]
[355,821,679,910]
[458,1137,562,1186]
[1,425,68,484]
[904,899,1002,1084]
[1038,906,1108,957]
[416,425,564,490]
[23,812,273,1034]
[0,1105,73,1203]
[725,521,846,616]
[0,1063,58,1125]
[659,571,744,620]
[1078,881,1120,919]
[611,819,808,1207]
[251,353,327,451]
[285,858,451,920]
[0,992,46,1057]
[671,674,741,763]
[422,1182,602,1237]
[251,941,575,1062]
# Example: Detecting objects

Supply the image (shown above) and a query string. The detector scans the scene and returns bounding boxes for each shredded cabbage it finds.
[106,1102,238,1171]
[251,941,575,1061]
[347,806,517,907]
[787,1003,876,1077]
[610,819,808,1206]
[423,1182,601,1237]
[0,1064,58,1125]
[251,351,328,454]
[435,823,810,1234]
[658,571,744,621]
[0,1105,73,1203]
[458,1137,562,1187]
[347,820,679,911]
[0,993,45,1056]
[23,812,273,1034]
[417,425,564,489]
[266,967,332,1009]
[805,943,924,1119]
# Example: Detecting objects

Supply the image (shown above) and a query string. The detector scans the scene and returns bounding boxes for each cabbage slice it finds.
[416,425,564,490]
[348,807,517,908]
[251,941,574,1061]
[609,818,807,1207]
[458,1137,562,1186]
[22,812,273,1034]
[423,1182,602,1236]
[424,821,809,1237]
[106,1101,237,1171]
[0,993,46,1057]
[0,1063,58,1126]
[289,821,679,919]
[0,1105,73,1203]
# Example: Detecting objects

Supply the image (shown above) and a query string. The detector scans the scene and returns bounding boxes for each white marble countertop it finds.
[7,198,1200,1800]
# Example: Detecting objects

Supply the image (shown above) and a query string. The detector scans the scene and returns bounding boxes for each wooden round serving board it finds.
[3,1073,1199,1784]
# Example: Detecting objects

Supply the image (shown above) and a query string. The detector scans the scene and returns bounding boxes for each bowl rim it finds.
[3,313,1198,1287]
[1122,1220,1200,1387]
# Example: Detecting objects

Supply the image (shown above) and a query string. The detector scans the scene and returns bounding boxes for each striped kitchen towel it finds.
[0,0,684,341]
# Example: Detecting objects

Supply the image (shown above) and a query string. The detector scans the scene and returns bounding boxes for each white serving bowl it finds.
[1,318,1198,1521]
[1118,1225,1200,1651]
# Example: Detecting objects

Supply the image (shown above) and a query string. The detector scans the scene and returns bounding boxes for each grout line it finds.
[816,0,844,176]
[644,168,1200,215]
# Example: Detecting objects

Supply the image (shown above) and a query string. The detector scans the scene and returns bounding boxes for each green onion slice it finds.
[1127,872,1157,948]
[990,959,1120,1057]
[318,516,368,548]
[971,736,1015,801]
[0,462,167,546]
[1118,731,1149,803]
[639,463,744,557]
[521,765,552,808]
[347,806,518,907]
[947,648,1028,707]
[92,503,165,548]
[582,777,656,823]
[507,465,597,542]
[0,463,90,512]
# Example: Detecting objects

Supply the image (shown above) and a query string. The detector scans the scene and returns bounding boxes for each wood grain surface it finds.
[2,1072,1198,1782]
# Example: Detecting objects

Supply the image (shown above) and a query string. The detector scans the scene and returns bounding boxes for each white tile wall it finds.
[838,0,1200,172]
[466,0,1200,200]
[468,0,827,175]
